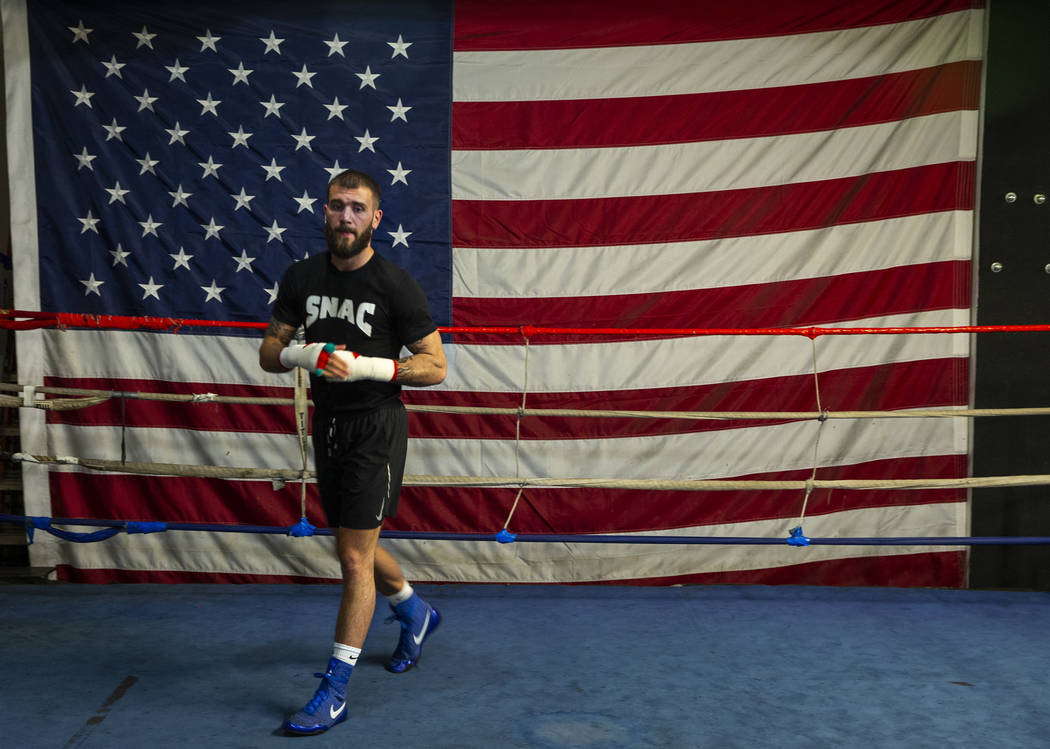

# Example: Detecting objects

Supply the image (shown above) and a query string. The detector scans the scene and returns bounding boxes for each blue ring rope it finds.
[2,514,1048,546]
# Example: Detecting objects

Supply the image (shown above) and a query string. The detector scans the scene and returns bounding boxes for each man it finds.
[259,169,447,736]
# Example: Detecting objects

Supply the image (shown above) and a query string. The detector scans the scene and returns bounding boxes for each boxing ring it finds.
[2,310,1050,568]
[1,310,1049,748]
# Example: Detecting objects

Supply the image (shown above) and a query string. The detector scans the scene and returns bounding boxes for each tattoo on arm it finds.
[395,356,415,380]
[264,319,296,346]
[396,335,440,383]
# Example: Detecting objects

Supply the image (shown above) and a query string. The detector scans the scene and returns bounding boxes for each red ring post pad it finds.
[787,526,811,546]
[314,343,336,377]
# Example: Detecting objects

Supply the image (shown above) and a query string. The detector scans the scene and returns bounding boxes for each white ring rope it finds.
[2,384,1048,420]
[6,453,1050,492]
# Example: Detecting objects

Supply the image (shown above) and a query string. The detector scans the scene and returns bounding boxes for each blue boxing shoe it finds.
[386,593,441,673]
[283,658,351,735]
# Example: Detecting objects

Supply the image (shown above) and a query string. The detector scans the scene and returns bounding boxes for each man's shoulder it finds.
[292,251,329,271]
[368,251,418,285]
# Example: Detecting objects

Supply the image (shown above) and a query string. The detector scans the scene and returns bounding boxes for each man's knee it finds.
[335,527,381,579]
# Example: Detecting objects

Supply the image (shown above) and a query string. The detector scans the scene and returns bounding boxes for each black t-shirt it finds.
[272,251,437,414]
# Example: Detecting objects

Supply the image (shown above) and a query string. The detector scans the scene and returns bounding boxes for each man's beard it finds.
[325,221,373,259]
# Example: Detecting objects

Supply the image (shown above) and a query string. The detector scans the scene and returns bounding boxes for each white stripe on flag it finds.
[454,212,972,299]
[452,111,978,201]
[453,10,983,101]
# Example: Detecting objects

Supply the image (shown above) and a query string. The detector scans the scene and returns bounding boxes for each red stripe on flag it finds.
[50,454,965,532]
[50,472,323,528]
[453,62,982,150]
[453,260,971,331]
[44,357,967,439]
[453,0,981,50]
[52,550,965,587]
[451,163,975,249]
[405,358,969,440]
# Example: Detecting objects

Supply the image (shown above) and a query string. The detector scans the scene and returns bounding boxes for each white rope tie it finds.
[504,335,531,532]
[797,337,826,529]
[293,366,309,519]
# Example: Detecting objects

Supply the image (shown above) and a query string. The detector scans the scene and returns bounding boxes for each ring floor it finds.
[2,582,1047,748]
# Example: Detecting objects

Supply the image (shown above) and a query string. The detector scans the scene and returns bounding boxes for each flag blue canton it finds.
[28,0,453,327]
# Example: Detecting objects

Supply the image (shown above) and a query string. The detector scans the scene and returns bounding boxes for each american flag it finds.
[5,0,982,585]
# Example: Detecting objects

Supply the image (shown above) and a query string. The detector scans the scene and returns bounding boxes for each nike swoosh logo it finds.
[330,700,346,720]
[412,609,431,646]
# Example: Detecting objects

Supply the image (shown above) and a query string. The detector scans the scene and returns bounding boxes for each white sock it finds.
[332,642,361,667]
[386,582,414,606]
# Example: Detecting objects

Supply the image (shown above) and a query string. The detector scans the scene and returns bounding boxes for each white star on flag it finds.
[201,218,224,240]
[132,26,156,49]
[262,158,285,181]
[81,272,104,296]
[110,244,131,267]
[356,129,378,152]
[261,95,285,118]
[137,153,159,175]
[265,282,280,305]
[71,84,94,108]
[74,147,96,170]
[324,97,348,120]
[202,280,226,302]
[78,210,101,234]
[387,99,411,122]
[388,35,412,58]
[103,118,126,142]
[388,162,411,185]
[165,60,189,83]
[169,184,192,208]
[292,64,316,88]
[197,29,221,52]
[199,156,222,179]
[356,66,380,89]
[265,220,287,243]
[170,247,193,270]
[232,186,256,210]
[68,20,92,44]
[325,34,348,56]
[105,182,130,204]
[139,276,163,300]
[260,30,284,54]
[134,89,159,112]
[389,224,412,248]
[232,187,255,211]
[229,63,252,85]
[294,190,317,213]
[198,92,221,116]
[324,161,346,181]
[138,214,162,237]
[102,55,125,78]
[165,122,189,145]
[229,125,253,148]
[292,128,316,151]
[233,250,257,272]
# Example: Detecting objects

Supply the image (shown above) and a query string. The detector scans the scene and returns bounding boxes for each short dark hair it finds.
[327,169,382,208]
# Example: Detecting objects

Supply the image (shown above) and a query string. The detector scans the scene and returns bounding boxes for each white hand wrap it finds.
[330,350,398,382]
[279,342,334,374]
